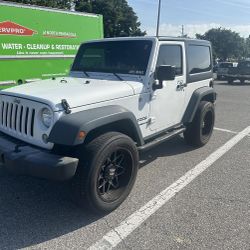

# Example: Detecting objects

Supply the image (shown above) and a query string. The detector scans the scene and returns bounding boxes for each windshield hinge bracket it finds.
[61,99,71,114]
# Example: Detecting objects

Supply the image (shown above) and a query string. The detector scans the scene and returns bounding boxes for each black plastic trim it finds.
[182,87,216,123]
[0,133,78,181]
[143,123,182,142]
[139,127,186,151]
[48,105,144,146]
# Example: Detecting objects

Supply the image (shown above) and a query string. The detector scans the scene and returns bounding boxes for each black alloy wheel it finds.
[97,149,133,202]
[71,132,139,214]
[201,109,213,138]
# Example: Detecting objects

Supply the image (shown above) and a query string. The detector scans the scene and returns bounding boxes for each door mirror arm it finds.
[152,80,163,91]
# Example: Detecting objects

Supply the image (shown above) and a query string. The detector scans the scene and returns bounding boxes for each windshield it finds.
[71,40,153,75]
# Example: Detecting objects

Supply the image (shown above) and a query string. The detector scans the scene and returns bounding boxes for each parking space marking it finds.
[88,126,250,250]
[214,127,250,137]
[214,127,238,134]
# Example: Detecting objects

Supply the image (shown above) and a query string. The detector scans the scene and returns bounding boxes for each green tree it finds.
[244,36,250,59]
[5,0,146,37]
[2,0,72,9]
[74,0,146,37]
[196,28,245,61]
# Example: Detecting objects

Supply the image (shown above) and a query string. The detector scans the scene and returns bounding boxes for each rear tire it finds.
[184,101,215,147]
[240,79,245,84]
[71,132,139,214]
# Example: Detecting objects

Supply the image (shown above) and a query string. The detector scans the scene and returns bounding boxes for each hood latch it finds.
[61,99,71,114]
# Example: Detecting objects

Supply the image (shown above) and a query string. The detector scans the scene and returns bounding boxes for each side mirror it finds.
[153,65,176,90]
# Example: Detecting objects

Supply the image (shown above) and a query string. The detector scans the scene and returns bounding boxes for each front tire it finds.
[71,132,139,214]
[184,101,215,147]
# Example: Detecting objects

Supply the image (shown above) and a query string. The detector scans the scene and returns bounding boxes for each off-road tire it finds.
[184,101,215,147]
[71,132,139,214]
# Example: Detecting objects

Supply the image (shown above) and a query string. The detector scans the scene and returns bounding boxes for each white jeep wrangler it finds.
[0,37,216,213]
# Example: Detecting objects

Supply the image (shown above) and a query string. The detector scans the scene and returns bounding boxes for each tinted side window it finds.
[188,45,211,74]
[238,61,250,68]
[157,45,183,75]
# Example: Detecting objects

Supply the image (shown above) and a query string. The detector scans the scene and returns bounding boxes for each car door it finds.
[149,41,186,132]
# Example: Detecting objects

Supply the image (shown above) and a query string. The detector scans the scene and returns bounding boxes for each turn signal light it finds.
[78,131,86,140]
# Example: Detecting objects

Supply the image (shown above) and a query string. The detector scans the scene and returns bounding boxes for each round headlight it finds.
[41,108,53,128]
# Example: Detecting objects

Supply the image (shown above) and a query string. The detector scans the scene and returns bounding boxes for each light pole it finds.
[156,0,162,37]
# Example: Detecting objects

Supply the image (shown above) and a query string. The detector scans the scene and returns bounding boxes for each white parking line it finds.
[214,127,250,137]
[214,127,238,134]
[88,126,250,250]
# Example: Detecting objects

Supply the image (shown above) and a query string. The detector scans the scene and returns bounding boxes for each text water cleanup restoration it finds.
[1,43,79,53]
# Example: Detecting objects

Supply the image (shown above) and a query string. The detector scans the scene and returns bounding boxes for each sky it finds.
[127,0,250,38]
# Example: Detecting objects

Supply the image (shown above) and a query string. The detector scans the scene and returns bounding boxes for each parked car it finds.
[225,60,250,84]
[0,37,216,214]
[216,62,234,80]
[213,63,219,73]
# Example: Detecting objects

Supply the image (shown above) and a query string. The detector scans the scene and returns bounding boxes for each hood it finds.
[1,77,135,111]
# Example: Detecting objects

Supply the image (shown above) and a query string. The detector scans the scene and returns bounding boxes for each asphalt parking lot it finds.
[0,80,250,250]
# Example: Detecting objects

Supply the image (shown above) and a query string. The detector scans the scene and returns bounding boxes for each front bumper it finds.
[0,133,79,181]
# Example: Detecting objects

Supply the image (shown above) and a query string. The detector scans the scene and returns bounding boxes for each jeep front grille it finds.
[0,101,36,137]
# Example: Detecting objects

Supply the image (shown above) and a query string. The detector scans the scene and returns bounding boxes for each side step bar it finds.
[138,127,186,151]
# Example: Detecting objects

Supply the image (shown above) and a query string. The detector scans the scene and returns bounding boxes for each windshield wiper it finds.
[83,71,89,77]
[82,71,123,80]
[113,73,123,81]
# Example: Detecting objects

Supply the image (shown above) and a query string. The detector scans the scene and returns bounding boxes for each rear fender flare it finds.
[182,87,216,124]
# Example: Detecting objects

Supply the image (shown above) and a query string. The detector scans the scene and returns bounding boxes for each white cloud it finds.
[146,23,250,38]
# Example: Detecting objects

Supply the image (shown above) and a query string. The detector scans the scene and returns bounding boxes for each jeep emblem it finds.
[13,98,21,104]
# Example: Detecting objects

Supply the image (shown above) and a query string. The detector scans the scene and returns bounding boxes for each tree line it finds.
[2,0,146,37]
[196,28,250,61]
[3,1,249,61]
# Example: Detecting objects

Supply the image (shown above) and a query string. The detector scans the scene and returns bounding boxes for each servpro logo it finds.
[0,21,37,36]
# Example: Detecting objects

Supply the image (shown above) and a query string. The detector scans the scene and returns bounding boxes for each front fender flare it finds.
[48,105,144,146]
